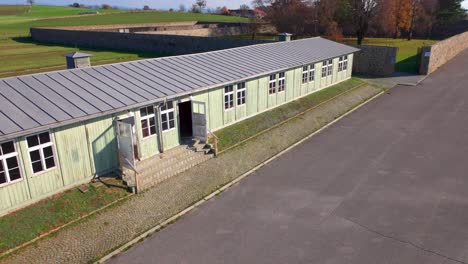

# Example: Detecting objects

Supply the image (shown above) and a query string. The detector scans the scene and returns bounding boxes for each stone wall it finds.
[30,27,268,56]
[351,45,398,76]
[419,31,468,75]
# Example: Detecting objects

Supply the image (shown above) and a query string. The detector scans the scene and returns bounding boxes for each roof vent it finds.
[65,52,92,69]
[278,33,292,42]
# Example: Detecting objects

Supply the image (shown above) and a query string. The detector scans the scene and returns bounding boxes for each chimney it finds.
[65,52,92,69]
[278,33,292,42]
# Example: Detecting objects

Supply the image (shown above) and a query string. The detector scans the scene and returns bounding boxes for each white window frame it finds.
[338,57,344,72]
[302,66,308,84]
[224,85,235,110]
[322,61,328,78]
[277,72,286,92]
[236,82,246,106]
[0,141,22,187]
[327,59,333,76]
[343,55,349,71]
[309,65,315,82]
[268,74,277,95]
[160,102,176,132]
[27,132,57,175]
[140,106,157,139]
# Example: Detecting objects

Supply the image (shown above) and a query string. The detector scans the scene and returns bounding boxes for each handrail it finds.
[208,131,219,157]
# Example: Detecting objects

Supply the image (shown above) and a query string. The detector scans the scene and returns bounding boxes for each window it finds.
[327,59,333,76]
[322,61,328,78]
[338,57,344,72]
[27,132,56,174]
[0,141,22,185]
[268,74,276,95]
[278,72,286,92]
[309,66,315,82]
[302,66,308,84]
[160,102,175,131]
[237,82,246,106]
[224,85,234,110]
[343,55,348,71]
[140,106,156,138]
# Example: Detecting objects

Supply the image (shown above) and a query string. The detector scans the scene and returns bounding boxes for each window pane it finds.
[45,157,55,169]
[0,171,6,184]
[39,132,51,144]
[30,150,41,162]
[167,102,173,109]
[140,107,147,117]
[142,128,149,138]
[162,122,168,131]
[169,112,174,120]
[32,161,43,173]
[161,114,167,122]
[147,106,154,115]
[6,157,18,169]
[43,146,54,158]
[150,126,156,135]
[0,160,3,172]
[9,168,21,181]
[27,135,39,147]
[149,118,155,126]
[270,74,276,80]
[1,141,15,155]
[169,120,175,128]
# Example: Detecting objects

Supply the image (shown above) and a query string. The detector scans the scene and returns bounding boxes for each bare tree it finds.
[349,0,379,45]
[143,5,151,10]
[179,4,187,12]
[27,0,34,13]
[196,0,207,11]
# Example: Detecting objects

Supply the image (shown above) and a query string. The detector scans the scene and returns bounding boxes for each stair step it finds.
[137,148,196,172]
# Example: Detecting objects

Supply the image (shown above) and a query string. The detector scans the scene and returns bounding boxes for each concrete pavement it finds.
[110,50,468,264]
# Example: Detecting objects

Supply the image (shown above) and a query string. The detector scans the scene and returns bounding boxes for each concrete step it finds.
[136,148,197,173]
[139,153,212,189]
[136,145,189,169]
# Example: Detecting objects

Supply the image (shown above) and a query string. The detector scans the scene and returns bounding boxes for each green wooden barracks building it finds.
[0,37,358,216]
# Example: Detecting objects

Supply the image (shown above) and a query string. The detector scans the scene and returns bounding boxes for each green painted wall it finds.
[0,52,355,216]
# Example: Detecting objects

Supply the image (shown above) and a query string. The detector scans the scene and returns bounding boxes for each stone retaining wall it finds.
[30,27,268,56]
[351,45,398,76]
[419,31,468,75]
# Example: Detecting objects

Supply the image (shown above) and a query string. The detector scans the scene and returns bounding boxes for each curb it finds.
[96,88,385,263]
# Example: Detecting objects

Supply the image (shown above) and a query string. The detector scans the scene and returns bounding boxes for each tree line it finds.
[252,0,466,43]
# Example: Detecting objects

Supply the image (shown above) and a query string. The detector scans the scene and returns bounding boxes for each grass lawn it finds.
[0,178,129,255]
[212,77,366,151]
[0,5,247,78]
[343,37,438,73]
[0,38,165,78]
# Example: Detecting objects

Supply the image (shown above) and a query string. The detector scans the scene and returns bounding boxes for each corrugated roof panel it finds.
[48,72,112,112]
[0,37,359,140]
[20,76,87,118]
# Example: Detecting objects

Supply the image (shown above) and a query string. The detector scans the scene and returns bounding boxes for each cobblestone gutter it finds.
[0,85,382,264]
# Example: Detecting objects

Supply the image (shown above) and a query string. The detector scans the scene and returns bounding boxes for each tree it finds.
[179,4,187,12]
[240,4,250,10]
[196,0,207,11]
[436,0,465,25]
[265,0,313,37]
[221,6,230,15]
[102,4,112,9]
[71,3,80,8]
[143,5,151,10]
[348,0,379,45]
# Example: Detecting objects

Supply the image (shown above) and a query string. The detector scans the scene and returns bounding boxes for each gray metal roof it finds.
[0,37,358,141]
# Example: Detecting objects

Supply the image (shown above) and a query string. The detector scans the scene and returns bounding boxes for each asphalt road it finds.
[110,50,468,264]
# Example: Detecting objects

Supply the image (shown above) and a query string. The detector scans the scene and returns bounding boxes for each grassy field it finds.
[0,38,164,78]
[344,38,438,72]
[0,5,247,77]
[0,178,129,255]
[212,77,366,151]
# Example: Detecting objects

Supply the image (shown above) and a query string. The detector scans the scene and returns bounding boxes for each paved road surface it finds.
[110,50,468,264]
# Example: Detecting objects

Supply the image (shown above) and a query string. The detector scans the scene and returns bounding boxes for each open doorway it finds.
[178,101,193,138]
